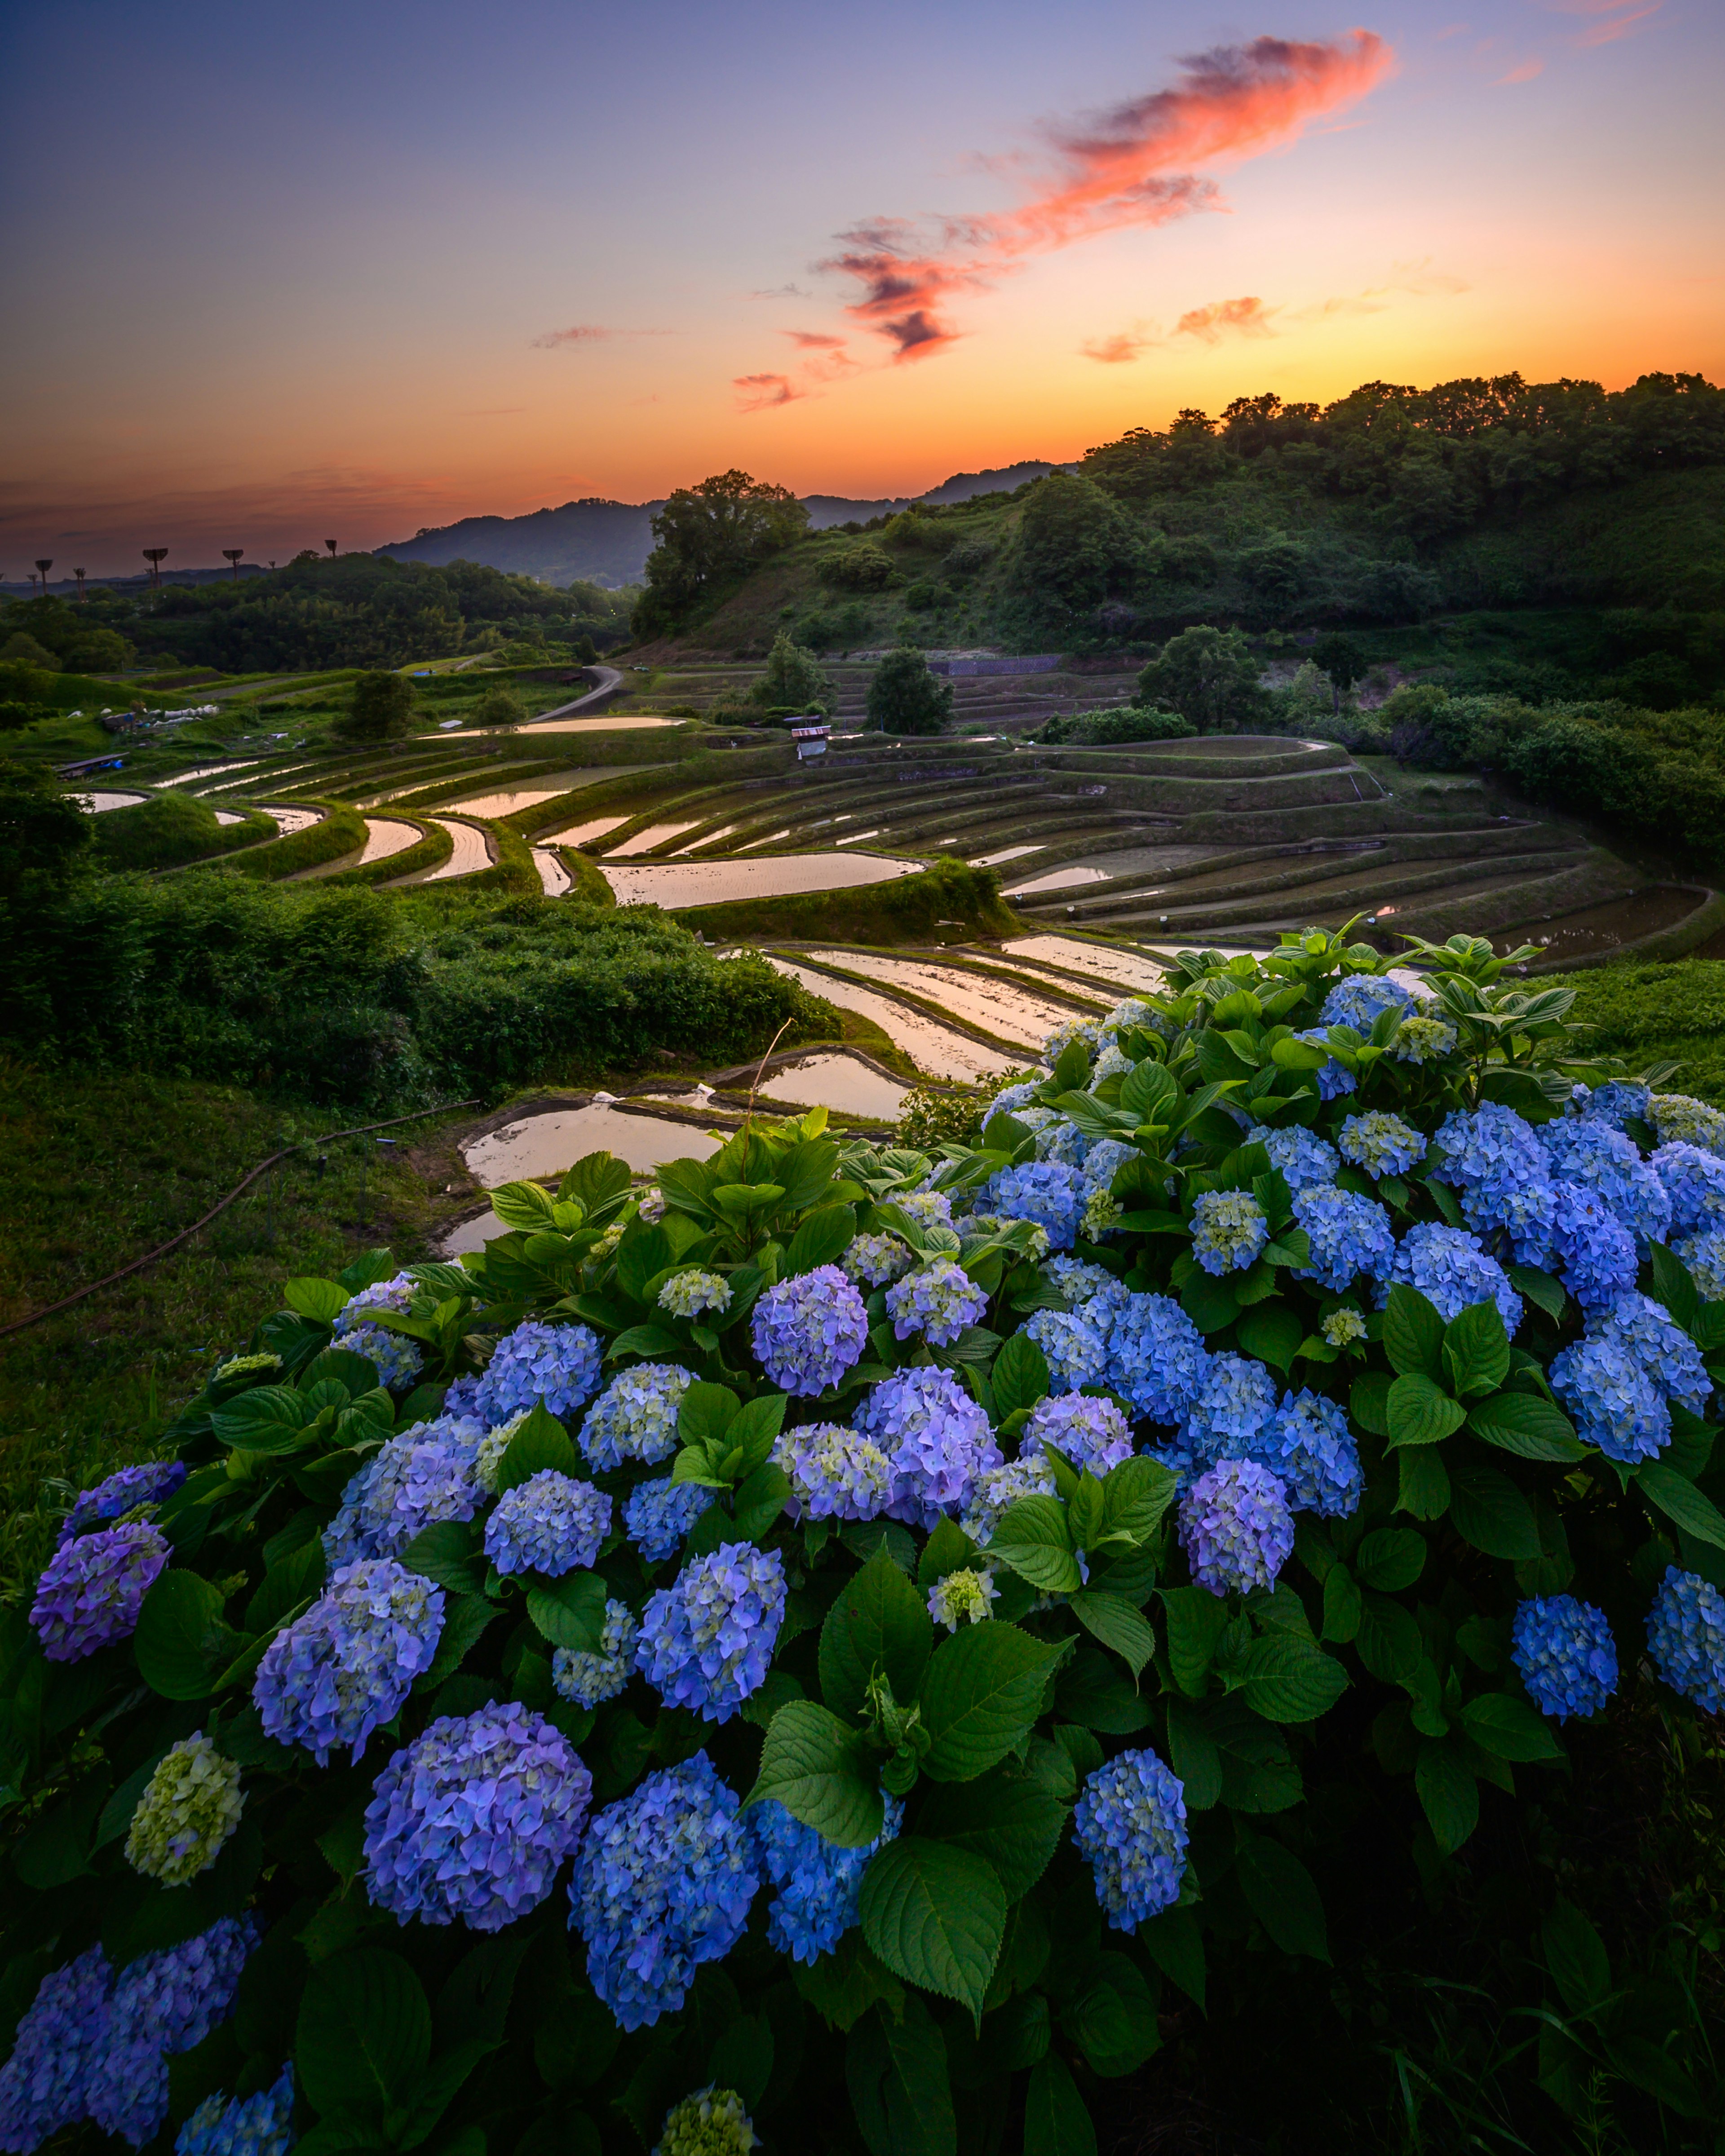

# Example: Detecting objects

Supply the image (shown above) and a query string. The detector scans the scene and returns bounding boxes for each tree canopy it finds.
[1136,626,1270,734]
[633,470,809,638]
[867,647,953,736]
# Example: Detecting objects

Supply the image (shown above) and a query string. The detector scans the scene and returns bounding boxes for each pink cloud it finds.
[1079,329,1155,363]
[531,325,672,349]
[734,372,804,411]
[1494,56,1545,83]
[1174,294,1278,342]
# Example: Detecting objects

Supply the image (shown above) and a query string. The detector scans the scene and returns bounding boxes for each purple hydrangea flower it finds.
[1549,1334,1670,1463]
[253,1557,444,1764]
[1259,1390,1362,1518]
[624,1474,717,1563]
[1245,1123,1340,1193]
[1022,1392,1134,1476]
[981,1160,1087,1250]
[1337,1111,1426,1179]
[474,1321,603,1423]
[637,1543,786,1722]
[87,1918,257,2148]
[1072,1750,1188,1933]
[569,1753,760,2031]
[884,1258,989,1346]
[751,1268,868,1395]
[855,1367,1003,1530]
[1190,1190,1269,1277]
[773,1423,893,1522]
[333,1271,415,1333]
[579,1362,694,1472]
[1104,1292,1212,1427]
[173,2065,295,2156]
[1653,1141,1725,1237]
[322,1414,485,1566]
[30,1522,168,1662]
[1382,1224,1522,1334]
[1292,1184,1396,1293]
[1647,1566,1725,1713]
[0,1947,113,2154]
[337,1322,423,1392]
[1511,1595,1617,1722]
[1320,973,1413,1033]
[1179,1458,1293,1596]
[1550,1181,1639,1314]
[363,1703,593,1931]
[57,1462,187,1547]
[749,1795,903,1964]
[1184,1353,1279,1467]
[844,1232,914,1288]
[483,1469,611,1577]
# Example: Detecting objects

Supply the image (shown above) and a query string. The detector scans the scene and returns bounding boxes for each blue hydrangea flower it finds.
[990,1081,1041,1115]
[1081,1137,1139,1193]
[749,1796,904,1965]
[1190,1190,1269,1276]
[1646,1566,1725,1713]
[1292,1184,1396,1293]
[884,1258,989,1346]
[0,1946,113,2153]
[1511,1595,1617,1722]
[1072,1750,1188,1933]
[579,1363,694,1472]
[337,1321,423,1392]
[364,1702,592,1931]
[1045,1255,1125,1307]
[1550,1181,1639,1314]
[1179,1458,1294,1596]
[1259,1390,1362,1518]
[554,1598,640,1710]
[638,1543,787,1721]
[774,1423,894,1523]
[1023,1305,1111,1393]
[333,1271,415,1332]
[1575,1080,1650,1131]
[960,1453,1058,1544]
[751,1267,869,1396]
[442,1373,482,1419]
[484,1469,611,1577]
[322,1414,485,1566]
[1183,1354,1279,1466]
[1431,1103,1551,1255]
[981,1160,1087,1250]
[57,1462,186,1547]
[570,1753,760,2032]
[1653,1141,1725,1237]
[253,1557,444,1764]
[87,1917,257,2148]
[1320,973,1413,1033]
[29,1521,168,1663]
[474,1321,603,1423]
[1337,1112,1426,1179]
[1031,1117,1090,1169]
[1541,1119,1671,1250]
[1293,1029,1357,1099]
[855,1367,1003,1530]
[1022,1392,1134,1476]
[1245,1123,1340,1193]
[624,1474,717,1563]
[844,1232,914,1287]
[1600,1291,1712,1414]
[1550,1334,1670,1464]
[174,2065,295,2156]
[1651,1094,1725,1156]
[1383,1224,1523,1334]
[1104,1293,1212,1427]
[1678,1228,1725,1303]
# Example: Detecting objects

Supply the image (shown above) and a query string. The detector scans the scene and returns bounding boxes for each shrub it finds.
[335,670,416,743]
[87,791,269,872]
[6,925,1723,2153]
[817,543,897,591]
[1042,705,1197,747]
[468,685,526,727]
[866,647,952,736]
[1136,624,1271,733]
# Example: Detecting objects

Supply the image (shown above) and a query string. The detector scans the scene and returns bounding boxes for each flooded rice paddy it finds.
[257,806,325,836]
[532,848,574,897]
[755,957,1016,1082]
[391,819,492,883]
[1003,844,1218,897]
[212,810,249,826]
[506,716,685,736]
[1003,936,1171,994]
[462,1105,722,1186]
[540,815,626,845]
[973,844,1043,867]
[73,790,150,813]
[355,818,424,865]
[601,854,918,908]
[804,951,1078,1050]
[1494,887,1705,962]
[441,773,603,816]
[172,760,261,786]
[752,1051,909,1120]
[607,822,700,857]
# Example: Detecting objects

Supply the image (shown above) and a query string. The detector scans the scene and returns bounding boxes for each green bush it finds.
[1041,706,1196,746]
[88,791,271,872]
[1136,624,1271,733]
[817,543,897,591]
[866,647,952,736]
[467,685,526,727]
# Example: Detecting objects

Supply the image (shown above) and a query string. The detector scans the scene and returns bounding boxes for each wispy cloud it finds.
[531,324,672,348]
[1494,56,1545,83]
[734,372,803,411]
[1534,0,1663,43]
[747,283,811,300]
[782,331,847,349]
[1079,328,1156,363]
[1174,294,1278,342]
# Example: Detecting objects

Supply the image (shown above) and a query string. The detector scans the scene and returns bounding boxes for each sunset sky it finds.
[2,0,1720,574]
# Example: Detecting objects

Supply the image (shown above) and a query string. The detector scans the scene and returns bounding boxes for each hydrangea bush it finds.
[3,930,1723,2152]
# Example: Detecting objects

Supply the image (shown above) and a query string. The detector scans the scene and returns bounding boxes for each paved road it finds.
[524,666,625,721]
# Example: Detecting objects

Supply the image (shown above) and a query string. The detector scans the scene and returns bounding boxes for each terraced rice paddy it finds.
[607,822,700,857]
[802,950,1085,1050]
[212,809,249,826]
[74,790,150,812]
[463,1104,722,1185]
[1002,936,1170,994]
[354,818,424,865]
[532,847,575,897]
[601,853,919,907]
[754,957,1016,1081]
[507,715,685,735]
[544,815,626,845]
[391,819,491,884]
[256,806,324,836]
[438,773,599,816]
[747,1051,909,1120]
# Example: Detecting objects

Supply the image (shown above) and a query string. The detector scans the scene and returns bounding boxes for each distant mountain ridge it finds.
[375,460,1075,588]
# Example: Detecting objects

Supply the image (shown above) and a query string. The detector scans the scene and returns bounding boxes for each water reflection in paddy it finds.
[540,815,625,845]
[390,819,492,883]
[73,790,150,812]
[1003,936,1169,994]
[607,822,699,857]
[752,1052,908,1119]
[804,950,1078,1050]
[462,1105,722,1184]
[601,854,916,908]
[442,773,602,816]
[753,957,1014,1082]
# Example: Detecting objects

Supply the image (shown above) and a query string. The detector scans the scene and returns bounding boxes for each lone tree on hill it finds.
[1312,631,1370,713]
[1135,625,1269,734]
[336,671,416,743]
[867,647,953,736]
[632,470,809,639]
[751,632,834,716]
[468,685,525,728]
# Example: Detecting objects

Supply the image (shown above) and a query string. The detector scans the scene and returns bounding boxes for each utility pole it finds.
[222,548,243,581]
[74,567,87,603]
[142,548,168,589]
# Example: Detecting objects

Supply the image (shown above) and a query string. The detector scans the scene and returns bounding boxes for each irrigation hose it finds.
[0,1098,480,1341]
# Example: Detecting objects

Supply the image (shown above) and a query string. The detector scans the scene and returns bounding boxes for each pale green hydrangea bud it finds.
[655,2087,757,2156]
[213,1351,282,1383]
[1390,1016,1458,1065]
[927,1568,999,1631]
[659,1270,732,1319]
[473,1409,531,1493]
[1081,1189,1123,1240]
[591,1219,627,1261]
[1320,1308,1368,1348]
[125,1732,244,1886]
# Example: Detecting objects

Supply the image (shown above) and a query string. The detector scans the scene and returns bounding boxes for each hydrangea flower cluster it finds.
[253,1558,444,1763]
[89,1917,258,2147]
[339,1322,424,1392]
[471,1410,529,1493]
[1338,1111,1425,1179]
[1081,1137,1139,1193]
[637,1542,787,1721]
[1031,1117,1089,1169]
[884,1257,989,1345]
[1650,1093,1725,1155]
[843,1230,914,1287]
[1184,1353,1279,1462]
[960,1454,1057,1544]
[1320,972,1413,1033]
[1293,1029,1358,1100]
[1549,1182,1639,1313]
[1653,1141,1725,1235]
[1510,1595,1618,1722]
[660,1272,733,1320]
[1549,1334,1669,1463]
[774,1423,893,1523]
[1575,1079,1650,1131]
[579,1363,694,1471]
[856,1367,1003,1529]
[1045,1254,1123,1305]
[928,1568,999,1629]
[981,1160,1086,1250]
[966,1211,1051,1261]
[1072,1750,1189,1933]
[474,1320,603,1423]
[751,1267,869,1394]
[654,2086,758,2156]
[1257,1389,1363,1518]
[1600,1292,1711,1414]
[554,1600,641,1709]
[1104,1292,1212,1427]
[0,1946,113,2153]
[333,1270,415,1333]
[1384,1224,1522,1334]
[1180,1458,1294,1595]
[1022,1304,1111,1393]
[174,2066,295,2156]
[30,1521,168,1662]
[58,1461,187,1546]
[1646,1566,1725,1713]
[624,1474,717,1563]
[1541,1118,1671,1248]
[1679,1228,1725,1303]
[212,1351,281,1386]
[1190,1190,1269,1276]
[896,1189,956,1233]
[638,1185,667,1224]
[1022,1391,1134,1476]
[1321,1307,1368,1347]
[323,1414,485,1565]
[1430,1103,1555,1261]
[125,1732,244,1886]
[364,1703,593,1932]
[484,1469,612,1577]
[1245,1122,1339,1193]
[1292,1184,1396,1293]
[570,1752,760,2031]
[1392,1015,1457,1064]
[750,1796,903,1967]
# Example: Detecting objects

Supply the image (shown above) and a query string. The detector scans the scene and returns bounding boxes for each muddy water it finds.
[540,815,626,845]
[973,844,1043,867]
[389,819,492,884]
[73,790,150,812]
[756,958,1016,1082]
[442,773,602,816]
[173,760,261,785]
[805,950,1073,1050]
[508,716,685,735]
[602,854,918,908]
[1495,887,1706,961]
[607,822,700,857]
[462,1105,722,1186]
[1003,935,1169,994]
[258,806,325,836]
[752,1051,909,1120]
[356,818,424,865]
